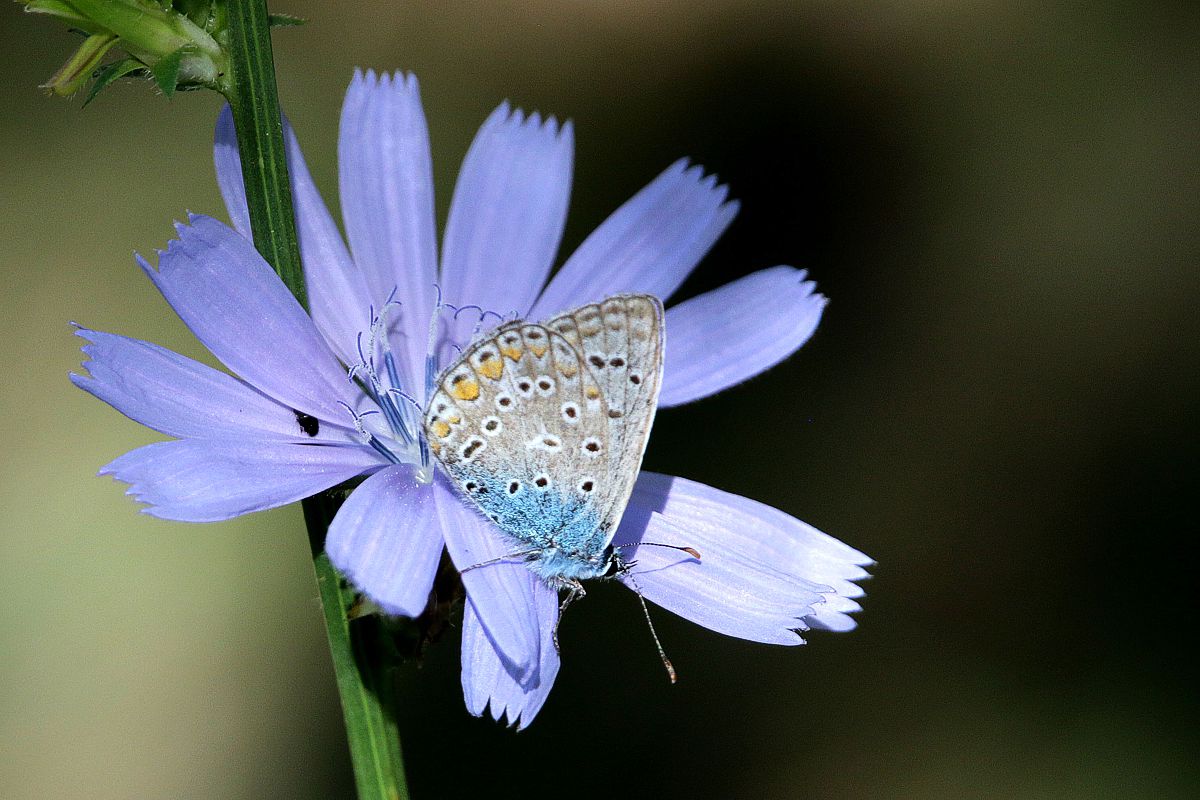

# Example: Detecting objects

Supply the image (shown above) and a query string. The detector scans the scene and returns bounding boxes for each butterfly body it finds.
[423,294,665,587]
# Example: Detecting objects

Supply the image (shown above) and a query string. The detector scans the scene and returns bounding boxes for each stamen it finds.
[349,296,416,446]
[425,284,446,403]
[446,303,506,341]
[386,387,424,412]
[447,303,505,326]
[336,402,403,464]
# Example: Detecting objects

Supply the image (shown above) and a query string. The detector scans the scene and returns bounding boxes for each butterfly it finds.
[424,292,665,586]
[424,294,701,676]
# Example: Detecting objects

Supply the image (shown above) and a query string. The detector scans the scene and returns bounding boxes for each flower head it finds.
[73,69,871,728]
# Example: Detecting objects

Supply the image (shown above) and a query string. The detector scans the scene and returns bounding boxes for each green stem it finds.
[221,4,409,798]
[221,0,305,308]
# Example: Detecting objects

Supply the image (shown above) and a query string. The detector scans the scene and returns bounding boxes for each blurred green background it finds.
[2,2,1197,798]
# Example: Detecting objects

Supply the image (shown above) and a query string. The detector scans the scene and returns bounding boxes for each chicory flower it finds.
[73,70,871,728]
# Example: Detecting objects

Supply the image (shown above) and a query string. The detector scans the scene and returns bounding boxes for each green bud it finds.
[40,31,118,96]
[20,0,229,99]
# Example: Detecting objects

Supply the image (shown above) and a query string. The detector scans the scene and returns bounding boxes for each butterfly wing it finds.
[425,317,609,552]
[425,294,664,560]
[542,294,665,542]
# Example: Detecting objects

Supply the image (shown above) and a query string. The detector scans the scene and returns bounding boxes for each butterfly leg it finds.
[551,580,586,654]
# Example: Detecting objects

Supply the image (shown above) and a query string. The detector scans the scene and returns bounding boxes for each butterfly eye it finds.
[578,478,595,493]
[482,416,502,436]
[561,403,580,423]
[608,356,625,368]
[495,392,514,410]
[507,481,521,495]
[581,437,602,457]
[534,474,550,489]
[629,373,642,385]
[588,354,606,369]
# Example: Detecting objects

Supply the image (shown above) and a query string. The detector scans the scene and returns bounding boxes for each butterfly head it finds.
[600,544,633,578]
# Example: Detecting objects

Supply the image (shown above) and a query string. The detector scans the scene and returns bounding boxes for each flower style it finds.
[72,70,872,728]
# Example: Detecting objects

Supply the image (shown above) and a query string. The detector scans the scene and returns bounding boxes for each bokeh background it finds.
[2,2,1197,798]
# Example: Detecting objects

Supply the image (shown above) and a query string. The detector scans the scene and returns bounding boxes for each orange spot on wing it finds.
[451,379,480,401]
[431,420,451,439]
[478,358,503,380]
[500,345,522,361]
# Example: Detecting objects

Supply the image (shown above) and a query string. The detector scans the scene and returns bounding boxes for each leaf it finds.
[83,56,147,107]
[149,45,187,96]
[21,0,93,28]
[40,31,118,96]
[268,13,304,27]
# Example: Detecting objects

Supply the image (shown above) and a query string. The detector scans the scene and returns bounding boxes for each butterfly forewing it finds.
[425,294,664,564]
[543,294,665,538]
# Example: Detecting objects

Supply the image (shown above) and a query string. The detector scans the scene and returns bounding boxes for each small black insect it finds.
[295,411,320,437]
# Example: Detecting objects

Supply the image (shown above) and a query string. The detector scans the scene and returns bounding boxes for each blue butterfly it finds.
[424,294,697,672]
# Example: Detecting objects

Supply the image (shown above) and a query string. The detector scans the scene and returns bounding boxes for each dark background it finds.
[2,2,1197,798]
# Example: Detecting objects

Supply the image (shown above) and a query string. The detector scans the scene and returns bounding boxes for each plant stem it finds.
[221,0,304,308]
[221,4,409,797]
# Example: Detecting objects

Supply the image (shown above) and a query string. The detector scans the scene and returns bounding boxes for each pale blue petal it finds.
[440,103,573,349]
[461,580,559,729]
[530,159,737,318]
[137,215,367,424]
[432,474,539,681]
[214,105,372,367]
[339,70,438,392]
[659,266,826,407]
[101,439,382,523]
[615,472,872,642]
[213,106,251,238]
[325,465,443,618]
[70,327,356,443]
[618,513,825,645]
[286,120,374,368]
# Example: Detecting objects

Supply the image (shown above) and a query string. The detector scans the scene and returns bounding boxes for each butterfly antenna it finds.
[624,569,677,684]
[617,542,702,561]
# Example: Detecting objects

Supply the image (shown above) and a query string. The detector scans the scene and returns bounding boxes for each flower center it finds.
[342,291,433,482]
[341,287,514,485]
